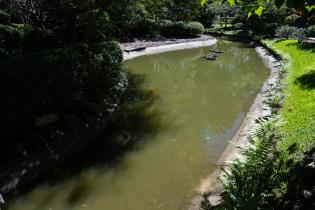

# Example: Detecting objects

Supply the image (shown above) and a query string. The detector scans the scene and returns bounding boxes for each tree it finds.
[226,0,315,16]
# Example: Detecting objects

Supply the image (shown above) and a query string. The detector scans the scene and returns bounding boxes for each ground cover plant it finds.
[270,40,315,158]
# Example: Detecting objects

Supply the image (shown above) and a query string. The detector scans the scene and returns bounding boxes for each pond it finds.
[7,40,269,210]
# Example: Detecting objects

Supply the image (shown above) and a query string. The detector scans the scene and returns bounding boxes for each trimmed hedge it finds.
[159,20,204,38]
[185,21,205,35]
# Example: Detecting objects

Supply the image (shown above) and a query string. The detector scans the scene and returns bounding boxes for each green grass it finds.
[268,40,315,159]
[201,38,315,210]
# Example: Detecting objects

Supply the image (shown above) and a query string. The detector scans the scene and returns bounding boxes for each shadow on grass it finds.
[274,39,288,43]
[286,41,315,53]
[295,70,315,90]
[8,73,167,205]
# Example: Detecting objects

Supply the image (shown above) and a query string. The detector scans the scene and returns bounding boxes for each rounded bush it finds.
[185,21,204,35]
[159,20,204,38]
[285,14,300,26]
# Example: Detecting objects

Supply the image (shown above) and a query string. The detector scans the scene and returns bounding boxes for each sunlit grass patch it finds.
[269,40,315,159]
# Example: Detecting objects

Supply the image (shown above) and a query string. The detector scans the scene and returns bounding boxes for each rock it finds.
[306,162,315,169]
[303,190,312,198]
[0,193,4,207]
[208,195,223,207]
[203,55,217,60]
[261,108,272,118]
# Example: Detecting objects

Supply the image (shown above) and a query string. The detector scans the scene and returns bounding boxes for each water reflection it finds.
[7,73,166,209]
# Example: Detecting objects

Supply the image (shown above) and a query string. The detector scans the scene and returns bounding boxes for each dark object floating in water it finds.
[209,49,224,54]
[203,55,217,60]
[124,47,146,52]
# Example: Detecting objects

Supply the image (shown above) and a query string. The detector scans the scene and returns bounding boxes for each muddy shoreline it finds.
[187,43,282,209]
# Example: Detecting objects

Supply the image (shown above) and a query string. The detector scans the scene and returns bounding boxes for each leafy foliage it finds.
[284,14,300,26]
[185,21,205,35]
[308,24,315,36]
[227,0,315,16]
[276,25,308,40]
[222,118,281,209]
[200,193,214,210]
[0,1,129,161]
[197,3,217,27]
[159,20,204,38]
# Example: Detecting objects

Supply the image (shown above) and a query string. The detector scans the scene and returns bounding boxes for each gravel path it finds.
[120,35,214,49]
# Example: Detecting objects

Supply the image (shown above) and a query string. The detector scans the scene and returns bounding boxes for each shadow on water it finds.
[295,69,315,90]
[8,73,167,205]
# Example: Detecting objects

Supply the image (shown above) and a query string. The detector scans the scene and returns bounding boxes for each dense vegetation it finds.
[0,0,206,170]
[1,0,315,209]
[0,1,125,164]
[200,2,315,207]
[204,0,314,39]
[212,40,315,210]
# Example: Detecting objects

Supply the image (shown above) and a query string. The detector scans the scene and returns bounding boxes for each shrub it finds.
[264,23,278,36]
[185,21,204,35]
[276,25,307,39]
[234,22,245,30]
[0,24,57,57]
[0,41,127,144]
[159,20,204,38]
[128,19,160,38]
[197,4,216,28]
[284,14,299,26]
[0,9,10,24]
[0,24,22,56]
[221,118,281,209]
[308,25,315,37]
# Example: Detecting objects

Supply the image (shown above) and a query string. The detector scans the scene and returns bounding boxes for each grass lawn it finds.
[268,40,315,159]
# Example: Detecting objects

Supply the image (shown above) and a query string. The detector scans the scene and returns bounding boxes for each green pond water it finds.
[7,40,269,210]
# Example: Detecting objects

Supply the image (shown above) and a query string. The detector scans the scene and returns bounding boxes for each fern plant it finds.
[221,118,281,210]
[200,192,213,210]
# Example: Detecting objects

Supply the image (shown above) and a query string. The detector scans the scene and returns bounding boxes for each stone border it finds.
[123,39,217,61]
[187,44,282,209]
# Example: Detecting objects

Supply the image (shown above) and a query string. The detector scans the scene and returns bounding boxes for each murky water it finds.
[7,40,269,210]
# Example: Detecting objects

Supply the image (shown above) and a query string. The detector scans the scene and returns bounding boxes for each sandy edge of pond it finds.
[186,44,282,209]
[123,37,217,61]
